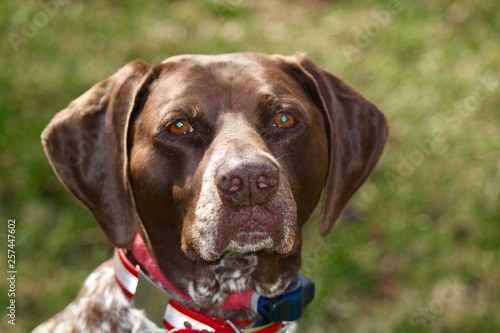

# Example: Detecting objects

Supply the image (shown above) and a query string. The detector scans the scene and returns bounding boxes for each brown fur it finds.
[36,53,387,331]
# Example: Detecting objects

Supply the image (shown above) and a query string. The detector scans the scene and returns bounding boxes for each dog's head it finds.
[42,53,387,305]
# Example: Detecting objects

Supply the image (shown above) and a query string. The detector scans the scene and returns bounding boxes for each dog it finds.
[34,52,387,332]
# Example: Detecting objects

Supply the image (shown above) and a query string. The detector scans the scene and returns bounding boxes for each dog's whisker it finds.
[276,152,293,161]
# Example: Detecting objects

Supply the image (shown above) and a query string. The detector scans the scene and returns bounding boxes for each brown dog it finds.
[36,53,387,332]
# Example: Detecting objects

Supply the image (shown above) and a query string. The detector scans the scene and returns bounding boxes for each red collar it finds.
[113,234,288,332]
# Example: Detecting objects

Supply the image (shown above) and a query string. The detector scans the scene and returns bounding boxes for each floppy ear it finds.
[292,54,388,235]
[41,60,154,247]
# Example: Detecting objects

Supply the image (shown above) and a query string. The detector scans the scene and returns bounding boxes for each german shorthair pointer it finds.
[34,52,387,332]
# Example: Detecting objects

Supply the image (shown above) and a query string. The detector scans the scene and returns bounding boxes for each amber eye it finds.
[169,120,193,135]
[273,112,295,128]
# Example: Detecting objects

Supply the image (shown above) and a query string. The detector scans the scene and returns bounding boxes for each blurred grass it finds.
[1,0,499,332]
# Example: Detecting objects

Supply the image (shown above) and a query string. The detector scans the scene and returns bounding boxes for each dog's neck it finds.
[115,233,313,331]
[113,233,316,333]
[125,232,308,323]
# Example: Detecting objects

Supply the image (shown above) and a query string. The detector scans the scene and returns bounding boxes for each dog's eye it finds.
[273,112,295,128]
[168,120,194,136]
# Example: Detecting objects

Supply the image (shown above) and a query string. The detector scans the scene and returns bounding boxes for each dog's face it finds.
[42,52,387,312]
[128,54,328,264]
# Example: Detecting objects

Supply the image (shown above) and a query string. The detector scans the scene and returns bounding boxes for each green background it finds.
[1,0,499,332]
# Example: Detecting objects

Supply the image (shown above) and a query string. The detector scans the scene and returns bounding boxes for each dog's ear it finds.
[291,54,388,235]
[41,60,154,247]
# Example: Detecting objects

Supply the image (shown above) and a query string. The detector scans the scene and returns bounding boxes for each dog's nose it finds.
[215,158,280,206]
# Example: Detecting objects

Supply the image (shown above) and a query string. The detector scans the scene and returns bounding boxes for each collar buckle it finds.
[252,274,315,325]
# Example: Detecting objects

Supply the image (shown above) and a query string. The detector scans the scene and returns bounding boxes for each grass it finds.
[1,0,499,332]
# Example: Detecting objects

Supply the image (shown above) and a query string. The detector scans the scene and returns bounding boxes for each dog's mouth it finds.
[220,205,297,257]
[185,203,298,262]
[226,230,274,254]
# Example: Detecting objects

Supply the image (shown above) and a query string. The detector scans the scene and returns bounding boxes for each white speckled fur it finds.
[32,261,167,333]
